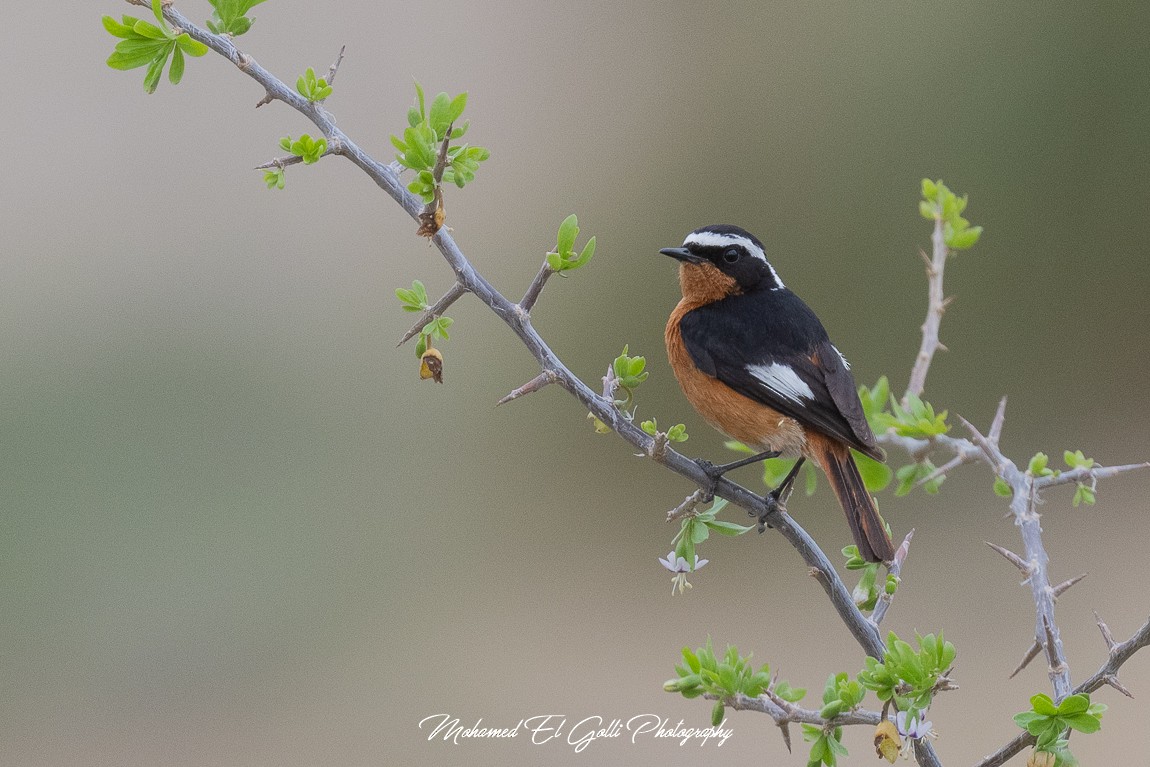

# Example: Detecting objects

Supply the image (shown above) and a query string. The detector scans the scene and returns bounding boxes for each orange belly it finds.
[665,300,808,456]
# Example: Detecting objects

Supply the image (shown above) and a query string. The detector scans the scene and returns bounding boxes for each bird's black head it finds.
[660,225,785,296]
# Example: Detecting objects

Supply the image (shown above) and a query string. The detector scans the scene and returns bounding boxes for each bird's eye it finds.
[722,248,740,264]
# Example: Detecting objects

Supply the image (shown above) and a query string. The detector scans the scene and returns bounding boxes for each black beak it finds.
[660,247,705,264]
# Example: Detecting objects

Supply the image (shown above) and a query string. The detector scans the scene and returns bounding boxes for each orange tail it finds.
[810,437,895,563]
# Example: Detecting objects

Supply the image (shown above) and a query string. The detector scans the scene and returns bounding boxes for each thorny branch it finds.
[132,5,1149,766]
[974,614,1150,767]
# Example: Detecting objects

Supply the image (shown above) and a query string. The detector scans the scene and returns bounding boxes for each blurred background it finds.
[3,1,1149,765]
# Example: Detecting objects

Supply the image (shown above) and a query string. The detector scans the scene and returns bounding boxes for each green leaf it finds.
[855,452,892,493]
[133,19,170,40]
[704,519,754,536]
[994,477,1013,497]
[1030,693,1059,716]
[102,15,137,38]
[1056,694,1090,715]
[556,214,579,256]
[174,33,208,56]
[168,45,185,84]
[711,701,725,727]
[1073,484,1096,507]
[151,0,166,25]
[428,91,453,136]
[448,92,468,123]
[142,49,169,94]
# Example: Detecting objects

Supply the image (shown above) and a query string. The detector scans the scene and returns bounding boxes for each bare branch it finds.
[905,212,949,398]
[871,529,914,627]
[707,690,882,728]
[666,489,708,522]
[495,370,557,406]
[519,263,555,314]
[325,44,347,86]
[1035,462,1150,490]
[917,453,973,487]
[396,283,467,346]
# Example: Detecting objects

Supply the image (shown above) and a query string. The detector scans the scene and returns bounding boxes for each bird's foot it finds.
[694,458,722,502]
[753,492,785,533]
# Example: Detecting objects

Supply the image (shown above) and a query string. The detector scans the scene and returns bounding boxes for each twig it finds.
[495,370,557,406]
[519,263,555,314]
[905,215,949,399]
[666,489,708,522]
[253,146,338,170]
[708,690,882,728]
[871,529,914,627]
[396,282,467,346]
[325,44,346,87]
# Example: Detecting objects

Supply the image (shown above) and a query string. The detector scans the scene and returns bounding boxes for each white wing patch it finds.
[833,345,851,370]
[746,362,814,404]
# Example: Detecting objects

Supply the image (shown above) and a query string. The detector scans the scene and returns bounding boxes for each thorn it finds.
[936,341,949,353]
[986,541,1032,576]
[495,370,557,406]
[1051,573,1087,599]
[989,396,1008,444]
[1094,610,1118,652]
[778,721,792,753]
[1041,615,1063,670]
[919,249,932,268]
[255,90,274,108]
[1104,674,1134,699]
[1009,640,1043,678]
[941,295,956,310]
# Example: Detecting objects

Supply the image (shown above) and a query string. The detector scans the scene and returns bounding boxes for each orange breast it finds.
[665,298,808,456]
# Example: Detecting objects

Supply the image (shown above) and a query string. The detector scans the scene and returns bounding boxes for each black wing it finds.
[679,290,883,460]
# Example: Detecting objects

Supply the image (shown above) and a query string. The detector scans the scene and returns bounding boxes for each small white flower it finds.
[894,711,937,758]
[658,552,708,594]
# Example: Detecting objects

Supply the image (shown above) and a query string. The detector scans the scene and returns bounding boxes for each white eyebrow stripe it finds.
[682,232,766,262]
[681,231,786,289]
[745,362,814,404]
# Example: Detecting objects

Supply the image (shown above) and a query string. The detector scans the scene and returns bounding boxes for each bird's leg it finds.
[694,450,780,501]
[756,457,806,532]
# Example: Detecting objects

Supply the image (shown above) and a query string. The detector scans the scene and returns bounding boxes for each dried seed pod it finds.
[420,347,444,383]
[874,720,900,763]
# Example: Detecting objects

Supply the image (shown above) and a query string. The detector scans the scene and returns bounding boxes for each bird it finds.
[661,224,895,562]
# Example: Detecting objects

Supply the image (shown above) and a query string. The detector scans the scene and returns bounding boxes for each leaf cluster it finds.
[1014,692,1106,764]
[206,0,266,36]
[920,178,983,250]
[801,672,867,766]
[296,67,333,102]
[671,499,753,566]
[395,280,454,357]
[546,215,597,273]
[665,639,805,727]
[390,83,489,203]
[858,632,954,723]
[279,134,327,164]
[842,546,898,611]
[873,392,949,438]
[263,167,285,190]
[102,0,209,94]
[641,419,688,443]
